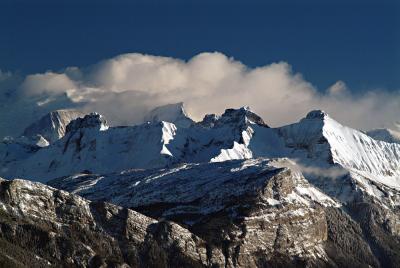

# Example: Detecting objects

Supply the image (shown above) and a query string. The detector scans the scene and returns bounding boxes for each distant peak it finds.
[22,109,85,143]
[224,106,252,114]
[216,106,268,127]
[305,110,329,120]
[144,102,194,128]
[66,112,109,133]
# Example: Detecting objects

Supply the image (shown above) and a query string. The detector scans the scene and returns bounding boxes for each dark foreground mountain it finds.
[48,158,400,268]
[0,178,227,267]
[0,160,397,267]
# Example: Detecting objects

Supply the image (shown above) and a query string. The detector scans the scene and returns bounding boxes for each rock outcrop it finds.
[0,178,226,267]
[49,159,337,266]
[48,157,400,267]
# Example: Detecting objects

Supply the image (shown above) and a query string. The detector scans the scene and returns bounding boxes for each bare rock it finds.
[0,178,224,267]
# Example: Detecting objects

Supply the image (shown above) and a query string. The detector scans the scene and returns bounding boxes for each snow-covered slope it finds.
[275,111,400,191]
[0,109,84,178]
[48,158,338,215]
[2,106,267,181]
[5,113,179,181]
[312,112,400,188]
[0,136,45,177]
[239,110,400,204]
[166,106,268,163]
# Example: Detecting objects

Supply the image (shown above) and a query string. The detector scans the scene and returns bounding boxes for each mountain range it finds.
[0,103,399,267]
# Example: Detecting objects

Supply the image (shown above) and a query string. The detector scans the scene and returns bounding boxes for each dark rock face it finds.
[199,114,220,128]
[345,197,400,268]
[136,169,329,267]
[322,194,400,268]
[323,207,380,267]
[65,113,108,134]
[0,178,225,267]
[2,167,400,267]
[187,170,329,267]
[214,106,268,128]
[305,110,328,120]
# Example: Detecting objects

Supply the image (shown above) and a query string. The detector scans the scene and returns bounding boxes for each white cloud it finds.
[1,52,400,138]
[327,80,348,96]
[20,72,76,96]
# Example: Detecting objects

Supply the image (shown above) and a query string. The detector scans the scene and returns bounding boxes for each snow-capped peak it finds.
[212,106,268,127]
[286,110,400,190]
[22,109,84,143]
[144,102,194,128]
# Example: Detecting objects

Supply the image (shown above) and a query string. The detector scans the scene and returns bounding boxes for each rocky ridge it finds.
[0,177,226,267]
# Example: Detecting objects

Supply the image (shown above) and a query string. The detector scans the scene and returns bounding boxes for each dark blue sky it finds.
[0,0,399,91]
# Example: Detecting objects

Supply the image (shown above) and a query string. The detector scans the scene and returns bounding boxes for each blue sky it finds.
[0,0,399,92]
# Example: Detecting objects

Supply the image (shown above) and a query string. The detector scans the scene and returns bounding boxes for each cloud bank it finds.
[1,52,399,138]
